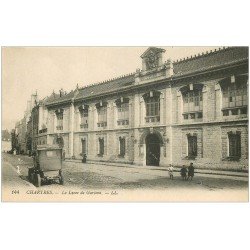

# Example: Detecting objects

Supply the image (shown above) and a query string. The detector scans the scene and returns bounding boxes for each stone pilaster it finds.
[70,101,74,157]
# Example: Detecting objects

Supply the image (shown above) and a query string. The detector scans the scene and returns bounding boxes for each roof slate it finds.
[173,47,248,76]
[45,47,248,106]
[75,74,135,101]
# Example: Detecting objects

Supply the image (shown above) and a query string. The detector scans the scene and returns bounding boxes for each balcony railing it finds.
[145,116,160,123]
[80,123,88,129]
[117,119,129,126]
[56,125,63,130]
[183,112,203,121]
[97,122,107,128]
[222,106,247,116]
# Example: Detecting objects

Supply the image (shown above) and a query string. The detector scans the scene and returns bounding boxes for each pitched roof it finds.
[173,47,248,76]
[45,47,248,106]
[74,73,135,101]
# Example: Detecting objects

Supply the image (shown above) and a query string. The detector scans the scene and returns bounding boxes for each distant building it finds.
[14,92,38,154]
[43,47,248,169]
[2,129,10,141]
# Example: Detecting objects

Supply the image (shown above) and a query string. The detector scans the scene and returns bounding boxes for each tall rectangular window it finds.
[119,137,126,157]
[81,139,87,155]
[221,76,248,116]
[146,101,160,117]
[56,111,63,130]
[188,135,197,158]
[223,83,247,108]
[145,98,160,123]
[117,103,129,125]
[98,107,107,127]
[80,108,88,128]
[98,138,104,156]
[228,133,241,158]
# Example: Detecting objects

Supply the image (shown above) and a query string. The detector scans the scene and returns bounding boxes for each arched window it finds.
[96,101,107,127]
[79,105,89,129]
[181,84,203,120]
[115,97,129,125]
[143,91,160,123]
[220,75,248,116]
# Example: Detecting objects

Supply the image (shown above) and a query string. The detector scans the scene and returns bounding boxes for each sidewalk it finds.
[65,159,249,178]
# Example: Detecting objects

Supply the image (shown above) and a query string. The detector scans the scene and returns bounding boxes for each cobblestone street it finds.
[2,153,248,192]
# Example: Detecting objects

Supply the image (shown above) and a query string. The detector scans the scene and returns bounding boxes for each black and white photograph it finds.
[2,46,248,202]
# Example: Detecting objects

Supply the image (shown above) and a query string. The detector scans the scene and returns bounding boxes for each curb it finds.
[64,159,249,178]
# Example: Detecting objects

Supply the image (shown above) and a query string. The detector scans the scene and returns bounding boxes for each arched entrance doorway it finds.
[145,133,161,166]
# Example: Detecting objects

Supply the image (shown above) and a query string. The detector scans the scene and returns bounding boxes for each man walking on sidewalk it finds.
[187,162,195,181]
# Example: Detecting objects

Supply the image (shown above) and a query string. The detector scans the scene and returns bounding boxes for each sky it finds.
[2,46,220,131]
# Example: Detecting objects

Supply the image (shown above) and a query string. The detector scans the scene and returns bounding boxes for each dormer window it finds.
[143,91,160,123]
[116,97,129,126]
[79,105,89,129]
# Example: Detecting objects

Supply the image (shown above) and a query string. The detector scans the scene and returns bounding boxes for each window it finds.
[80,107,88,128]
[98,138,104,156]
[81,139,87,155]
[119,137,126,157]
[97,106,107,127]
[183,90,203,112]
[188,135,197,158]
[221,76,248,116]
[228,133,241,159]
[117,103,129,125]
[182,86,203,121]
[144,94,160,123]
[56,110,63,130]
[222,82,247,108]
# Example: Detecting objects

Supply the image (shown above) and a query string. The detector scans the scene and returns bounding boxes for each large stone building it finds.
[44,47,248,169]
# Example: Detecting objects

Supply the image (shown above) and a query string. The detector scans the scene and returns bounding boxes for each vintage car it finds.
[28,145,64,187]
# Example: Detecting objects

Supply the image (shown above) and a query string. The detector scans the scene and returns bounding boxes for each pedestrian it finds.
[187,162,195,181]
[62,150,66,161]
[168,164,174,180]
[180,165,187,180]
[82,154,87,163]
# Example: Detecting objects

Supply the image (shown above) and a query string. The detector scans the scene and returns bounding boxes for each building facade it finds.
[13,92,38,154]
[44,47,248,169]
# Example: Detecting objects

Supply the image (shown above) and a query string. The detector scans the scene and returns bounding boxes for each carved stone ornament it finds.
[146,51,158,70]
